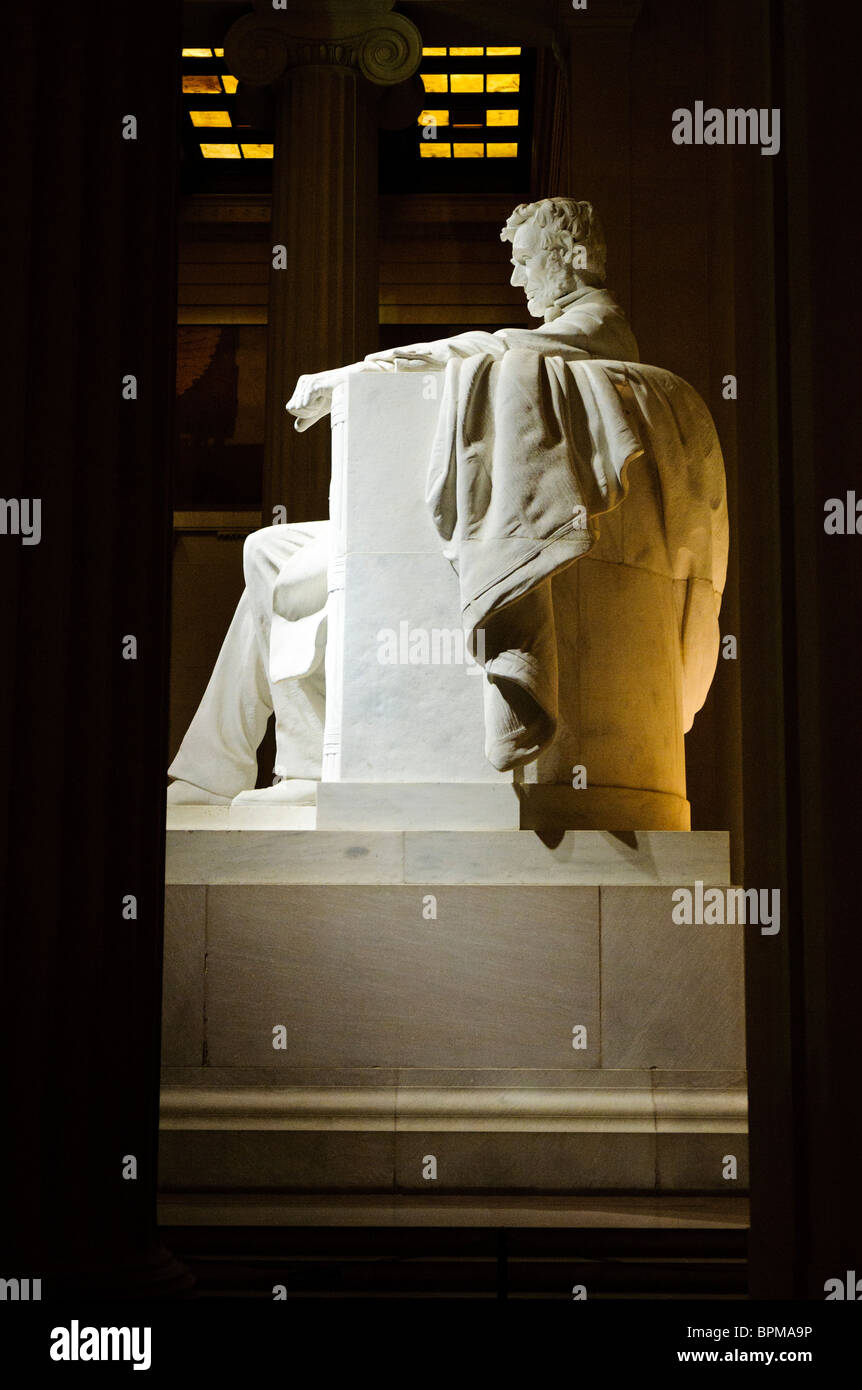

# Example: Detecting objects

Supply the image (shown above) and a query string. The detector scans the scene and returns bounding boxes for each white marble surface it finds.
[315,783,691,831]
[165,827,731,885]
[400,830,730,886]
[316,782,520,830]
[167,804,316,831]
[600,886,746,1069]
[334,551,504,782]
[165,828,405,885]
[324,373,505,783]
[203,885,601,1069]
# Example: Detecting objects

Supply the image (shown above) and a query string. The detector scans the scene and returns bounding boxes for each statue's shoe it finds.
[232,778,318,807]
[166,779,232,806]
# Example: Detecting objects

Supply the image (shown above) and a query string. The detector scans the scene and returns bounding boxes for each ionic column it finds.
[225,1,422,521]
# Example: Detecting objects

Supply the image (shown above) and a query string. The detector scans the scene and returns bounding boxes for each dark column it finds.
[224,1,422,522]
[1,1,190,1295]
[724,0,862,1299]
[765,0,862,1300]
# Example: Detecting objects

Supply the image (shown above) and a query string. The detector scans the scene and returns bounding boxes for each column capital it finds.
[225,0,422,88]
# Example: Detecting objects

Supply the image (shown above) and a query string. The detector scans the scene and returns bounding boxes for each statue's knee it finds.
[242,528,269,585]
[243,523,298,586]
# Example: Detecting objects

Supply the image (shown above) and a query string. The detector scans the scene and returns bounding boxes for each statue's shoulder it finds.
[545,288,638,359]
[584,287,627,314]
[554,287,628,324]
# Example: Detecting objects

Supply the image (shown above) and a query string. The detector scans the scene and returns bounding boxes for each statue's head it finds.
[501,198,607,318]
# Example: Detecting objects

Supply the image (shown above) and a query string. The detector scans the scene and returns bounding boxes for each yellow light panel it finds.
[418,109,450,126]
[421,73,448,92]
[454,142,484,158]
[182,48,212,57]
[487,108,519,125]
[450,73,483,93]
[487,73,520,93]
[487,47,522,55]
[213,48,225,57]
[449,47,483,55]
[420,142,452,158]
[200,143,241,159]
[221,74,239,93]
[422,47,446,55]
[241,143,273,158]
[487,142,518,157]
[183,75,221,93]
[190,110,231,127]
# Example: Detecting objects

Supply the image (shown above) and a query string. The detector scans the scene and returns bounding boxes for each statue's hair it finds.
[501,198,607,281]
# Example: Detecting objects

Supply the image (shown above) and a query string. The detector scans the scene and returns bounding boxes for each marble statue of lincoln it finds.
[167,198,641,805]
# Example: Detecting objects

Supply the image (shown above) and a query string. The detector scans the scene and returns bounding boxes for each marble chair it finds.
[317,366,725,832]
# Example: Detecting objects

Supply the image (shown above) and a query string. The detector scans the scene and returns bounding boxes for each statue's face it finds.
[509,220,578,318]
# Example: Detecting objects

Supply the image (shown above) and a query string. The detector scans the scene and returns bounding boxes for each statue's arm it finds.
[493,318,600,358]
[286,330,506,431]
[362,328,507,369]
[285,318,603,431]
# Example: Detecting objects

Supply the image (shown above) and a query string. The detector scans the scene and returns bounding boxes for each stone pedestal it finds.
[160,825,747,1199]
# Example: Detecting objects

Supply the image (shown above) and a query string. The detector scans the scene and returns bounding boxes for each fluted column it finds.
[225,1,422,521]
[2,0,190,1296]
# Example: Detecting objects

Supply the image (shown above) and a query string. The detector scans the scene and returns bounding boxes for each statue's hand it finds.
[286,370,340,432]
[364,348,433,368]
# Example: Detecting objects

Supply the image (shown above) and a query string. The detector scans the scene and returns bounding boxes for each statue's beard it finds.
[526,275,576,318]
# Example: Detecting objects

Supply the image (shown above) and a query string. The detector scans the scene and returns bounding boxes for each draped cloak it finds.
[425,352,729,771]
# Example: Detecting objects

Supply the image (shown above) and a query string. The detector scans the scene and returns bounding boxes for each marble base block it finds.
[160,830,745,1197]
[159,1071,747,1195]
[315,782,691,831]
[165,827,730,887]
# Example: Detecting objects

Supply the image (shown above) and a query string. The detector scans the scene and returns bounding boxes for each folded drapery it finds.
[426,352,728,770]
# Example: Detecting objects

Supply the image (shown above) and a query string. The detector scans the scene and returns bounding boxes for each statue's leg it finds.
[233,521,330,803]
[167,522,327,801]
[166,586,274,800]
